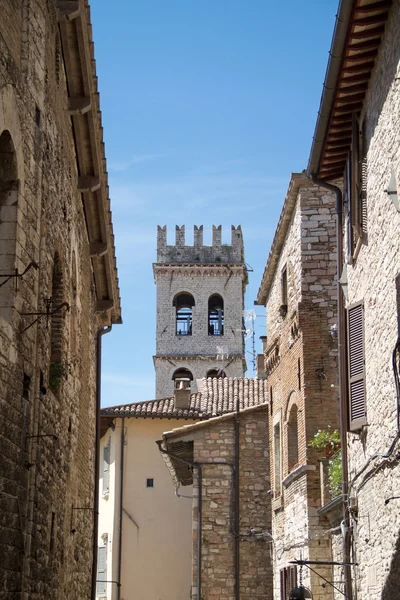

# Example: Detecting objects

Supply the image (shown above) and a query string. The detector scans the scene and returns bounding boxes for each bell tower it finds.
[153,225,247,398]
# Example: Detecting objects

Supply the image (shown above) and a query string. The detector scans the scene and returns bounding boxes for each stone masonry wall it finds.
[0,2,103,599]
[154,356,244,397]
[154,263,246,398]
[338,3,400,598]
[191,408,272,600]
[262,181,339,599]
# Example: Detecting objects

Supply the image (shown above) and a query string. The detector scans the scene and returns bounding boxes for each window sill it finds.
[282,464,316,488]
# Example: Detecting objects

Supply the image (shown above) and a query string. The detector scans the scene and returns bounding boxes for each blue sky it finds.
[90,0,338,407]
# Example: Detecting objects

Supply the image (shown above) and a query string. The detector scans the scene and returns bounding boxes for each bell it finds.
[289,585,312,599]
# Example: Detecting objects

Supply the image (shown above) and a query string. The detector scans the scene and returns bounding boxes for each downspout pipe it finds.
[91,325,112,600]
[117,416,125,600]
[234,393,240,600]
[156,441,203,600]
[310,175,353,600]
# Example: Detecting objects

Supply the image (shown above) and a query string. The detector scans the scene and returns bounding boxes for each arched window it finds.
[207,369,226,379]
[208,294,224,336]
[172,368,193,390]
[287,405,299,472]
[173,293,194,336]
[0,131,19,320]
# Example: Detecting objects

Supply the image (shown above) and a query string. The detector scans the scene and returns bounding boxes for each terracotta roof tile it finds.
[100,377,268,420]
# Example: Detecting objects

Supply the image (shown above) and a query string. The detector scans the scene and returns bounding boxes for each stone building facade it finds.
[100,377,268,600]
[153,225,247,397]
[307,1,400,598]
[256,174,339,599]
[0,2,120,599]
[160,378,271,600]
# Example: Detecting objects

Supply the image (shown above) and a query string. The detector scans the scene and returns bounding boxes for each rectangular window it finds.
[281,266,288,307]
[273,420,281,494]
[347,301,366,431]
[146,478,154,488]
[96,545,107,597]
[102,441,110,494]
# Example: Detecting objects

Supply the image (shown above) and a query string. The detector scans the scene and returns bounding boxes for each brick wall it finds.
[190,407,272,600]
[259,179,339,599]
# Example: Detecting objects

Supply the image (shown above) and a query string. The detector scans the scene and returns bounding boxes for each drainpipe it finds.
[310,176,353,600]
[117,416,125,600]
[234,393,240,600]
[156,441,203,600]
[91,325,112,600]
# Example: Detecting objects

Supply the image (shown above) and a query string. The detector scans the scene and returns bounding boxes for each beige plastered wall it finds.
[99,417,196,600]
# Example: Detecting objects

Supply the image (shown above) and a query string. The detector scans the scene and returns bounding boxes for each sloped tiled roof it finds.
[100,377,269,420]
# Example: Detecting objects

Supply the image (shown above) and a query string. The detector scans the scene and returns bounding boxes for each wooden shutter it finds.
[345,155,354,262]
[96,545,107,596]
[347,302,367,431]
[289,566,297,594]
[103,443,109,494]
[351,113,361,236]
[280,569,286,600]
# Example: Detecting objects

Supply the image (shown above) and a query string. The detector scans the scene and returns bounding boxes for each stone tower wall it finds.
[154,226,247,398]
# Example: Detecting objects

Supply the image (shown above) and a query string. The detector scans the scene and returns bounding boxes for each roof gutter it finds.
[307,0,354,177]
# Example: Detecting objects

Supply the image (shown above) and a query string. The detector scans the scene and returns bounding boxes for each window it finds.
[287,405,299,472]
[207,369,226,379]
[146,478,154,488]
[102,441,110,495]
[345,113,366,262]
[96,545,107,597]
[280,566,297,600]
[273,418,281,494]
[208,294,224,335]
[172,368,193,390]
[347,301,366,431]
[173,292,194,336]
[280,266,288,317]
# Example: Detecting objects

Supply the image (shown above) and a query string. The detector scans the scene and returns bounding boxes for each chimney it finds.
[174,379,191,409]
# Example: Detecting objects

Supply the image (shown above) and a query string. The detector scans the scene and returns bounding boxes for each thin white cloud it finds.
[109,153,168,172]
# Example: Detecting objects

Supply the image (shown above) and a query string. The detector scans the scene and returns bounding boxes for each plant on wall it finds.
[49,359,70,393]
[309,427,342,498]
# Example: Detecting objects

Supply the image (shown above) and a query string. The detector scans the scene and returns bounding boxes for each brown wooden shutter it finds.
[289,566,297,595]
[280,569,286,600]
[351,113,361,238]
[345,155,354,261]
[347,302,367,431]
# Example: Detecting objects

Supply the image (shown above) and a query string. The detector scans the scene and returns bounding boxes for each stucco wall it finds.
[99,417,196,600]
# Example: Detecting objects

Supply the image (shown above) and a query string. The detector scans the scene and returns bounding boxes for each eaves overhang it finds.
[307,0,392,181]
[256,173,307,306]
[57,0,121,324]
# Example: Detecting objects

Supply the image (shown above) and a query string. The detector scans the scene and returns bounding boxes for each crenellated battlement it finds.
[156,225,244,264]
